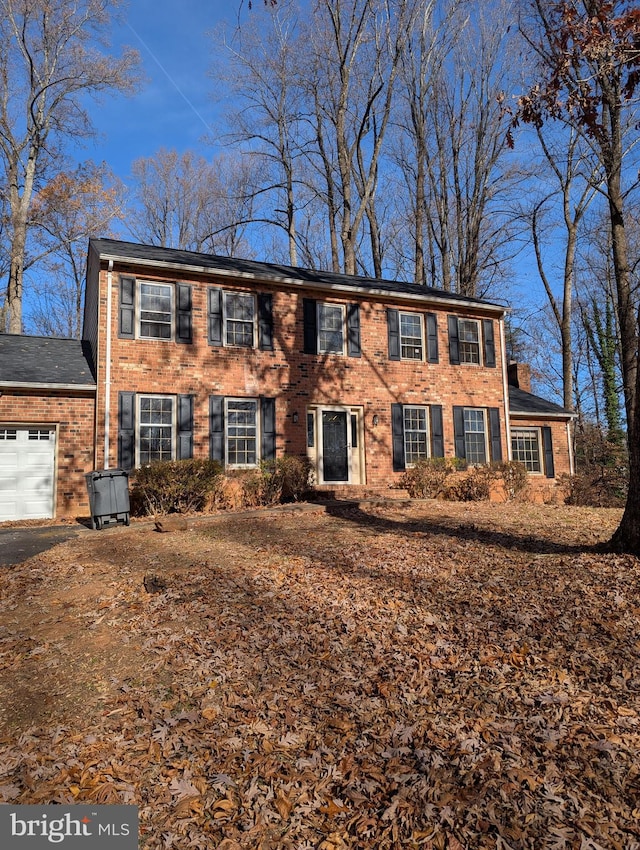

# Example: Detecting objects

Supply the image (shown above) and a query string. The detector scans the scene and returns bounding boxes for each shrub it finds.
[399,457,466,498]
[130,459,224,516]
[491,460,528,499]
[240,455,313,507]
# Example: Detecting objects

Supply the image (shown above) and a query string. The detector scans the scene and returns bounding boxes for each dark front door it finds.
[322,410,349,482]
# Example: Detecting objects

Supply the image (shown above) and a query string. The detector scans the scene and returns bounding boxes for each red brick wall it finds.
[93,264,510,488]
[0,390,96,517]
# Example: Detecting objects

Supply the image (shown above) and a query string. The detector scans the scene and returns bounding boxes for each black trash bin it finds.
[85,468,131,530]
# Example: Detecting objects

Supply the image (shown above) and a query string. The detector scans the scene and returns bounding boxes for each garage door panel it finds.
[0,428,56,521]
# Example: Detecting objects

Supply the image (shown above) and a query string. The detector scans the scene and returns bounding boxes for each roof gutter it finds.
[95,252,508,317]
[0,381,96,391]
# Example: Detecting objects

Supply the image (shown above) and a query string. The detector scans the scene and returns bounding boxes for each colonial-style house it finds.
[0,238,574,522]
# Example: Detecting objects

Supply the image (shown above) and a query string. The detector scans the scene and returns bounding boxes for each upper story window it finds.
[399,312,424,360]
[139,283,173,339]
[224,291,255,347]
[209,287,273,351]
[318,303,345,354]
[387,309,438,363]
[303,298,361,357]
[119,276,192,344]
[457,319,480,364]
[448,315,496,368]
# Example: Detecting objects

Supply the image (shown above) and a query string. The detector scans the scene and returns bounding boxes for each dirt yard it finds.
[1,500,638,849]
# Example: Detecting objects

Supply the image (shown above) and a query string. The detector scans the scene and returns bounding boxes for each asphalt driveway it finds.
[0,525,88,567]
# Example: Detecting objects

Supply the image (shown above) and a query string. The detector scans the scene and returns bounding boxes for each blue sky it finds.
[76,0,248,180]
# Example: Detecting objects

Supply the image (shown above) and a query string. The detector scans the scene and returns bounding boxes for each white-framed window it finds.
[463,408,487,464]
[225,398,258,467]
[139,282,173,339]
[458,319,481,364]
[403,406,430,465]
[138,395,175,465]
[318,303,345,354]
[224,291,256,347]
[511,427,542,473]
[399,312,424,360]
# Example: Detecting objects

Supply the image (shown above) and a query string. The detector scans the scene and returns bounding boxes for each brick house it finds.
[0,238,574,522]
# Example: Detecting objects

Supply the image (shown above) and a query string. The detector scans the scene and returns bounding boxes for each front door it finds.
[321,410,349,482]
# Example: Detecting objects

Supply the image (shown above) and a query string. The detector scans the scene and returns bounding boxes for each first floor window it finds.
[403,406,429,464]
[139,396,174,465]
[511,428,542,473]
[226,399,258,467]
[140,282,173,339]
[463,408,487,464]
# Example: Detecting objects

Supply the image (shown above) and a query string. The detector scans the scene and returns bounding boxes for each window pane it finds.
[458,319,480,364]
[400,313,423,360]
[404,406,429,465]
[511,429,541,472]
[318,304,344,353]
[139,396,174,465]
[140,283,172,339]
[226,400,257,467]
[463,408,486,464]
[225,293,255,347]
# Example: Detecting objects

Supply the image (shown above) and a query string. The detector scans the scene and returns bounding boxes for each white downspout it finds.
[499,317,512,460]
[567,420,575,476]
[104,259,114,469]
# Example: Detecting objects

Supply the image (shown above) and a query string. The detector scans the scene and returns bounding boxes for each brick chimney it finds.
[508,361,532,393]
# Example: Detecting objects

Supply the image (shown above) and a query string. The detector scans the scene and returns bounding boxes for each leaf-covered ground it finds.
[1,500,639,849]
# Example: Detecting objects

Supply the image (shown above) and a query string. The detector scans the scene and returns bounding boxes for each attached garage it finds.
[0,426,57,521]
[0,335,97,522]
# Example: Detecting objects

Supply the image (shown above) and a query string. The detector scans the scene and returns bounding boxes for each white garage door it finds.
[0,427,56,522]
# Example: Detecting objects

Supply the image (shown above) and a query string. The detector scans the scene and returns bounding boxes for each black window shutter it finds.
[426,312,439,363]
[118,391,136,470]
[391,403,405,471]
[177,394,194,460]
[258,293,274,351]
[430,405,444,457]
[488,407,502,461]
[261,397,276,461]
[303,298,317,354]
[453,406,466,459]
[387,309,400,361]
[119,276,135,339]
[483,319,496,367]
[448,316,460,365]
[176,283,192,344]
[542,426,555,478]
[209,396,224,462]
[347,303,361,357]
[208,287,223,346]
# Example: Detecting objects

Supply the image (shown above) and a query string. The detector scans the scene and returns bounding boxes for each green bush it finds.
[399,457,466,498]
[130,459,224,516]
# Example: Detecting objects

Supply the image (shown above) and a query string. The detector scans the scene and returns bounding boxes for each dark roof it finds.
[509,385,573,418]
[89,238,506,312]
[0,335,96,386]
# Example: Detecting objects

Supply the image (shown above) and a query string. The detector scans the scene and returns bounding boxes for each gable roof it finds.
[509,386,574,419]
[89,238,507,315]
[0,334,96,389]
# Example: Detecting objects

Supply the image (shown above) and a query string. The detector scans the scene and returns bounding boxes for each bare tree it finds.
[0,0,140,333]
[27,161,124,338]
[127,149,256,257]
